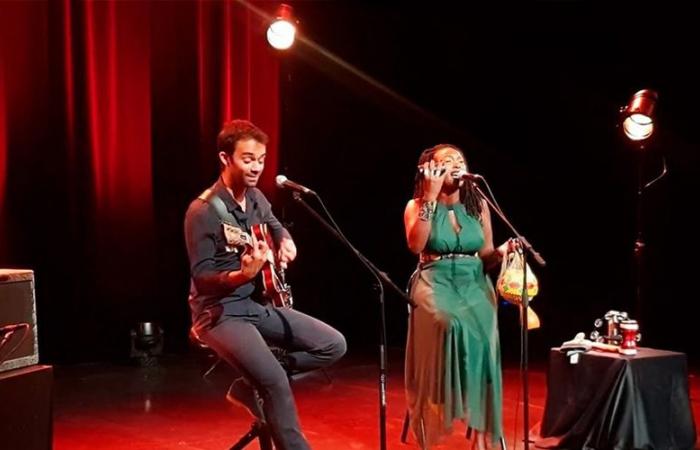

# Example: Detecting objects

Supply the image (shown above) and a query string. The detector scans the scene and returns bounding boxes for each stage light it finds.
[621,89,658,141]
[267,4,296,50]
[619,89,666,324]
[130,322,164,367]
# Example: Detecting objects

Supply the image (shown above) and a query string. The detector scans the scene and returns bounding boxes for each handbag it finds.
[496,250,539,304]
[497,249,541,329]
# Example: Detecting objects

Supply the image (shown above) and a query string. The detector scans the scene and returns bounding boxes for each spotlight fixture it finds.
[130,322,164,367]
[621,89,658,142]
[267,4,297,50]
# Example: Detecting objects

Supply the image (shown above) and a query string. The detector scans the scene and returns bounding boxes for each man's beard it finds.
[243,174,259,186]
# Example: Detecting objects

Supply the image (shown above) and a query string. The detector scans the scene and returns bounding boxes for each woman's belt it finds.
[419,252,478,264]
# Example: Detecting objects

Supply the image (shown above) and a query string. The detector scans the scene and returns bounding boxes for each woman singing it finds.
[404,144,511,449]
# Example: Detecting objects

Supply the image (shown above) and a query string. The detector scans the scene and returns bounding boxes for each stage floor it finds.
[53,349,699,450]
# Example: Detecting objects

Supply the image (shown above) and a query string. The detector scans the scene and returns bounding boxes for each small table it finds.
[533,347,696,449]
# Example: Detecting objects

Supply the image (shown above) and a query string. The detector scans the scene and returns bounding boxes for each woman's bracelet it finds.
[418,200,437,222]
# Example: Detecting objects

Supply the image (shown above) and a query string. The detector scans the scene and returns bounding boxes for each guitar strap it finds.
[198,188,254,252]
[198,189,237,225]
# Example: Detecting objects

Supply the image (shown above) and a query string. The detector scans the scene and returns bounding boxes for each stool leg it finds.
[465,429,507,450]
[258,424,273,450]
[203,358,222,379]
[400,410,410,443]
[400,410,428,449]
[418,417,427,450]
[321,368,332,384]
[229,421,262,450]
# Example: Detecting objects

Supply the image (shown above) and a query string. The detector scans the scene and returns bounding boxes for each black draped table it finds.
[532,347,696,449]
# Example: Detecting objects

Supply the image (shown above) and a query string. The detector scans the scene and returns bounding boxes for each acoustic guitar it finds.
[222,222,293,308]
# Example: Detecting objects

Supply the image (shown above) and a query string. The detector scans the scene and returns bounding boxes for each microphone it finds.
[417,167,483,181]
[417,167,447,176]
[452,170,483,181]
[275,175,316,195]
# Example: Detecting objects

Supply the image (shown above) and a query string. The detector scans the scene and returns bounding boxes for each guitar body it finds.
[250,224,293,308]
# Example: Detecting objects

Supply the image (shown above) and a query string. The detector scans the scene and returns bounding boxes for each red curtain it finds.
[0,0,279,258]
[197,0,280,192]
[80,0,153,218]
[0,54,6,219]
[0,53,6,259]
[0,1,50,262]
[0,0,280,360]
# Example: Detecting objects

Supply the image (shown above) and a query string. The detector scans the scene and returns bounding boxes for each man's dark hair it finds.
[217,119,269,158]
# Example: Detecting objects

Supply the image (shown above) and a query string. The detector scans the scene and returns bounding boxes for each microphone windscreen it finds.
[275,175,288,187]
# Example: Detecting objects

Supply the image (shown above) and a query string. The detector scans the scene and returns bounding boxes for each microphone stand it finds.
[290,191,411,450]
[472,182,545,450]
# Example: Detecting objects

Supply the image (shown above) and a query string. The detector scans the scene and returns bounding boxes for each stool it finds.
[189,328,332,449]
[400,410,507,450]
[189,329,223,379]
[189,330,272,449]
[229,414,273,450]
[189,329,332,384]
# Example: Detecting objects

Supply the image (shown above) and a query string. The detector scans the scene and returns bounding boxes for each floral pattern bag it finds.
[497,250,541,329]
[496,250,539,304]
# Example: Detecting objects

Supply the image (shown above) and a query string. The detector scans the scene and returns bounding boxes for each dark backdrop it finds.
[1,1,698,366]
[274,2,699,365]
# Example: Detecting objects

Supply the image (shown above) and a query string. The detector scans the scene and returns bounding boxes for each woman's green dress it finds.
[405,202,503,447]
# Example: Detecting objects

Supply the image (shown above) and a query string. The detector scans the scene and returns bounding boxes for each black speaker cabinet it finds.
[0,269,39,373]
[0,364,53,450]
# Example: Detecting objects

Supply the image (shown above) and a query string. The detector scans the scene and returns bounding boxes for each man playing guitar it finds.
[184,119,346,450]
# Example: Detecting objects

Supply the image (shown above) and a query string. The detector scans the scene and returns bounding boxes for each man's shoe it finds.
[226,377,265,422]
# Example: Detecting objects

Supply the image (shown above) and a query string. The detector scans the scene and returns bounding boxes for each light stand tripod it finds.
[619,88,663,320]
[632,149,667,320]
